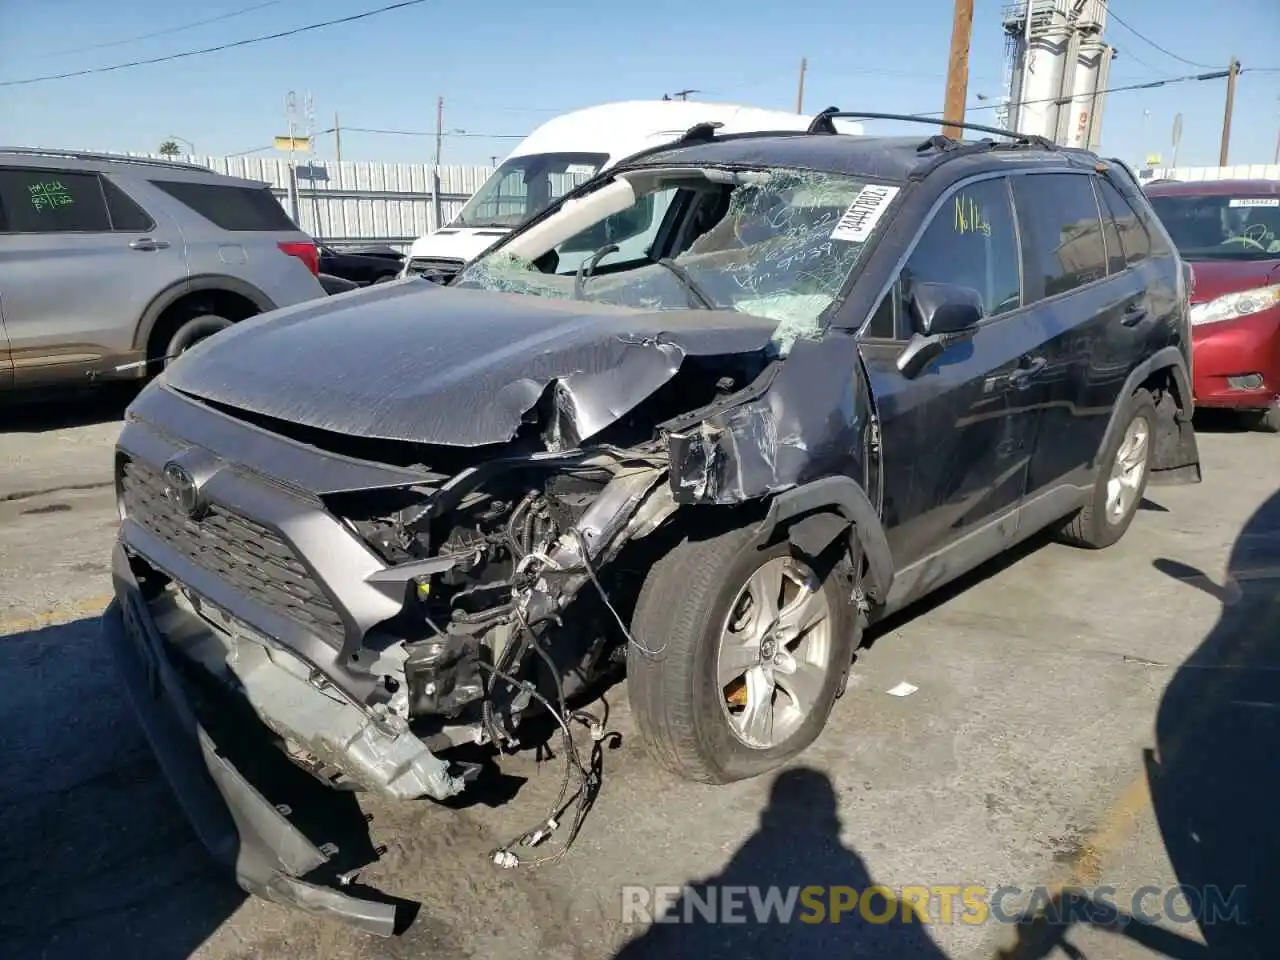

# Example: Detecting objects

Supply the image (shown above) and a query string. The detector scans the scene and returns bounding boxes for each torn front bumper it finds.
[101,541,401,937]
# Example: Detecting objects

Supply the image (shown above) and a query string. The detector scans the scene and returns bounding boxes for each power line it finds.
[914,68,1233,118]
[0,0,430,87]
[25,1,283,60]
[1099,0,1216,70]
[341,126,526,139]
[1112,44,1181,80]
[226,125,526,156]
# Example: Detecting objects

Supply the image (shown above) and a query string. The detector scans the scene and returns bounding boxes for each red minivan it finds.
[1146,179,1280,431]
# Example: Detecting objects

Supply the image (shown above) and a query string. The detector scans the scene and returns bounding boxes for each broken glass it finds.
[452,168,899,354]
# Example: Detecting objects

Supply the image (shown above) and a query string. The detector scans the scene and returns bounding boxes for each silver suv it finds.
[0,148,327,390]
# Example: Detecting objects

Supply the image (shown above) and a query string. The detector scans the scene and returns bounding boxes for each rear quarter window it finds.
[1095,177,1151,267]
[101,178,156,232]
[151,180,299,231]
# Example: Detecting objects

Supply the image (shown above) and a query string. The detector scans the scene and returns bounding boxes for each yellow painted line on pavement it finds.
[995,574,1273,958]
[1061,598,1269,888]
[0,593,114,635]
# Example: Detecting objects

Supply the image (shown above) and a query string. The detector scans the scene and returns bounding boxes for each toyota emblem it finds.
[162,460,204,519]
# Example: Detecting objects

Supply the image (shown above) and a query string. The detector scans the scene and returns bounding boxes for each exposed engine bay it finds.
[339,446,677,745]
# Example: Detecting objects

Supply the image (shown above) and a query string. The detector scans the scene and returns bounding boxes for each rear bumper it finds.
[1191,307,1280,410]
[102,540,401,936]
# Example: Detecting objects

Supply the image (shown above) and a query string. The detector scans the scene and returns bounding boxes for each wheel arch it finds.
[745,475,894,605]
[132,275,276,354]
[1098,347,1201,485]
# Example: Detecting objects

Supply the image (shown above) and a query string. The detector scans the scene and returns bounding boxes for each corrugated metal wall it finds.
[126,152,498,250]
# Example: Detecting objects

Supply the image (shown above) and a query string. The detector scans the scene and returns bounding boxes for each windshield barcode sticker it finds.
[1229,197,1279,208]
[831,185,900,242]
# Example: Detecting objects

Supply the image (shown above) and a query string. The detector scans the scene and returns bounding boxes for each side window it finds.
[1012,173,1107,299]
[900,178,1020,325]
[553,187,676,274]
[150,180,298,231]
[1095,177,1151,267]
[1091,179,1126,275]
[0,169,111,233]
[864,289,896,338]
[101,178,155,232]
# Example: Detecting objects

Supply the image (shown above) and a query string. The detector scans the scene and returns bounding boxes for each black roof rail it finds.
[0,146,212,172]
[806,108,1055,149]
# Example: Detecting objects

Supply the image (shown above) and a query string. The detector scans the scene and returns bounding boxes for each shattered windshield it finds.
[1148,193,1280,260]
[451,168,899,354]
[451,152,608,229]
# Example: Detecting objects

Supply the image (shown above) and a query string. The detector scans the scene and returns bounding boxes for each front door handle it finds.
[1121,302,1148,326]
[129,237,170,251]
[1007,356,1047,388]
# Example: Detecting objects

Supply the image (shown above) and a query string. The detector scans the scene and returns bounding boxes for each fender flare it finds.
[1097,345,1193,465]
[749,475,894,604]
[132,275,276,353]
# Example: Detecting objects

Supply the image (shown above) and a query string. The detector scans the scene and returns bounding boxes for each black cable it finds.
[341,126,527,140]
[475,660,606,868]
[1098,0,1217,70]
[0,0,432,87]
[569,528,666,658]
[25,1,283,61]
[916,70,1236,118]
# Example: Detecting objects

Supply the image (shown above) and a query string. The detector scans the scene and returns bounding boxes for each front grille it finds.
[404,256,464,282]
[119,458,346,646]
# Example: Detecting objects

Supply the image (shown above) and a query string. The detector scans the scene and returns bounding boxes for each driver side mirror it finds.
[895,281,985,378]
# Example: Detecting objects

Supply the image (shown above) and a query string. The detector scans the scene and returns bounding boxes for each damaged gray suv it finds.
[103,112,1202,932]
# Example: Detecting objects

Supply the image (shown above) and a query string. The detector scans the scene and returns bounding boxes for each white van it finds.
[401,100,863,280]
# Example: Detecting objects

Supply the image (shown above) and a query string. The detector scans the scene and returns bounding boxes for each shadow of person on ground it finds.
[1146,486,1280,957]
[612,767,947,960]
[998,487,1280,960]
[0,617,243,959]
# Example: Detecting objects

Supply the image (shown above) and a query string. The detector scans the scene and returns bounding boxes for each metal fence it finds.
[1137,163,1280,183]
[126,153,499,251]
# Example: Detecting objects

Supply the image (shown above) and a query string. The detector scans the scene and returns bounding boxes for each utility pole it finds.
[285,91,300,224]
[796,57,807,114]
[432,95,444,232]
[942,0,975,138]
[1219,55,1239,167]
[334,110,342,164]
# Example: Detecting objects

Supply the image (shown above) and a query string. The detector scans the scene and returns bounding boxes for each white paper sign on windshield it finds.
[831,185,900,243]
[1228,197,1280,208]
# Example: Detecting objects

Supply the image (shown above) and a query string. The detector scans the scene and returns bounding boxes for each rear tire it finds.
[627,517,859,784]
[1059,388,1156,549]
[162,314,233,368]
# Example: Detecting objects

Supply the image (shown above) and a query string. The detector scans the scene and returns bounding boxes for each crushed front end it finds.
[101,379,687,929]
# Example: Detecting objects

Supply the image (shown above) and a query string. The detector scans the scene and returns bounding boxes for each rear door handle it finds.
[129,237,170,251]
[1121,302,1148,326]
[1007,356,1047,388]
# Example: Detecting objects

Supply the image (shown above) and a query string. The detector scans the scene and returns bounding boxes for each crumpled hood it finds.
[164,279,779,447]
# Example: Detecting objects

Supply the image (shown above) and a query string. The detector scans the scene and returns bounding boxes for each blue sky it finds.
[1,0,1277,169]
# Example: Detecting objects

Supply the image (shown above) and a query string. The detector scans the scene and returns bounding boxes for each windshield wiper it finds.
[574,243,619,300]
[652,257,715,309]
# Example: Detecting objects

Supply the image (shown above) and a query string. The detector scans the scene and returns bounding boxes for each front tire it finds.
[1059,388,1155,549]
[627,518,859,784]
[162,314,233,368]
